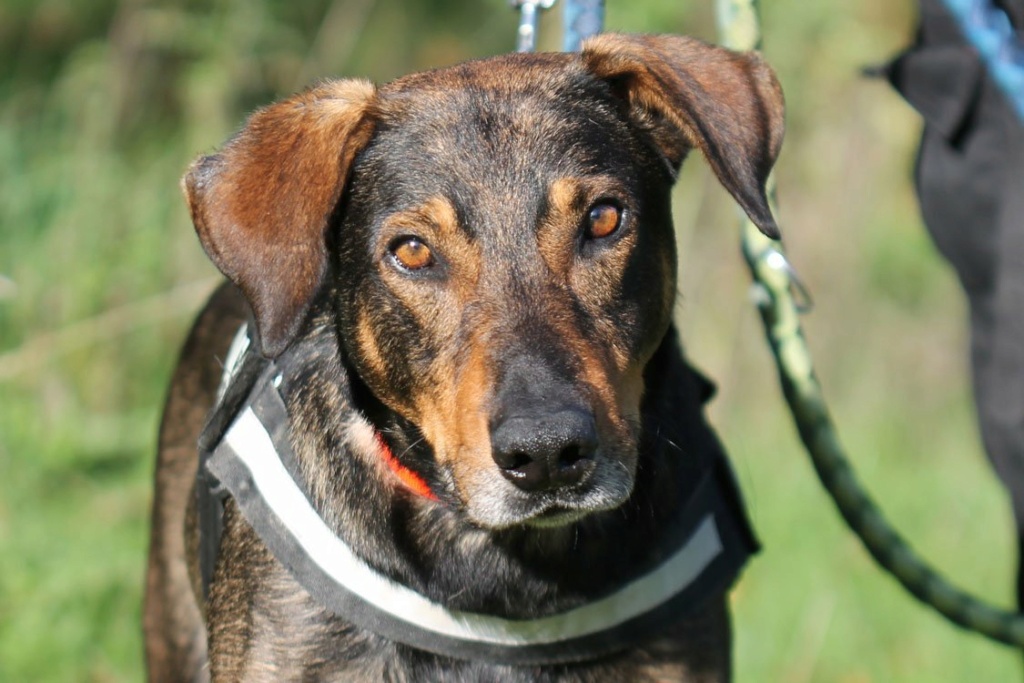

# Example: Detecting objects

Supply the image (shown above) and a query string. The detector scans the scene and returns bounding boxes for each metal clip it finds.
[761,248,814,313]
[510,0,557,53]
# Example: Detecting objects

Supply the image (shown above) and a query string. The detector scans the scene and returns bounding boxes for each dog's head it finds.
[184,34,783,530]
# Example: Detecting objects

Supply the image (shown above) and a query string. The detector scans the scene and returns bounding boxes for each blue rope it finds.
[941,0,1024,120]
[562,0,605,52]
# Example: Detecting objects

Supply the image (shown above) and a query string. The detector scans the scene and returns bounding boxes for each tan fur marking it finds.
[418,196,459,237]
[415,338,495,503]
[538,175,635,281]
[569,325,641,444]
[548,177,582,217]
[355,313,395,404]
[379,196,482,330]
[383,196,459,237]
[534,177,579,280]
[449,343,496,478]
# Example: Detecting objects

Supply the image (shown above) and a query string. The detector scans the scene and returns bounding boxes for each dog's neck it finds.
[262,309,723,621]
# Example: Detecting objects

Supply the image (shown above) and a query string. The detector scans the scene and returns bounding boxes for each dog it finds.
[143,33,784,682]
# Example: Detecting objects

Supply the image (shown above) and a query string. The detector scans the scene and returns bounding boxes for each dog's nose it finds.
[491,408,598,492]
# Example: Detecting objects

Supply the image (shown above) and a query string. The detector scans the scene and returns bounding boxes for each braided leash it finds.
[716,0,1024,648]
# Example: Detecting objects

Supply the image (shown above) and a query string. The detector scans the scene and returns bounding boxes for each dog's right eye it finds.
[389,236,435,271]
[584,202,623,240]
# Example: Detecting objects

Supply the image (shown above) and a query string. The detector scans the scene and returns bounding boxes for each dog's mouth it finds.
[365,409,635,530]
[500,491,631,531]
[448,454,636,531]
[373,359,643,531]
[523,505,600,529]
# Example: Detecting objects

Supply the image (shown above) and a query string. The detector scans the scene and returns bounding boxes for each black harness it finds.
[195,329,757,665]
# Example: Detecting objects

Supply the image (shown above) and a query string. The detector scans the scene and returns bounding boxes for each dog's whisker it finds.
[656,435,685,454]
[398,437,426,460]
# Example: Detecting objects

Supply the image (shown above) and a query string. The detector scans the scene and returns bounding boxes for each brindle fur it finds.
[145,34,783,682]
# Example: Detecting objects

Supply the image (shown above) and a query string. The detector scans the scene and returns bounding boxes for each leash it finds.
[510,0,604,52]
[716,0,1024,648]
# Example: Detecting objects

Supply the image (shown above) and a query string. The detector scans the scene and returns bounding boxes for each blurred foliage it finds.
[0,0,1019,680]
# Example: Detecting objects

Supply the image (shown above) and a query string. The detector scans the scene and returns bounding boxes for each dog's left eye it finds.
[389,236,435,271]
[585,203,622,240]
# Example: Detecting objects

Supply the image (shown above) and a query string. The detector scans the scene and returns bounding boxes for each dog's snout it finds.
[491,408,598,492]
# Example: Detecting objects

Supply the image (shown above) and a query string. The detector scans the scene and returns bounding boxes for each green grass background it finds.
[0,0,1019,680]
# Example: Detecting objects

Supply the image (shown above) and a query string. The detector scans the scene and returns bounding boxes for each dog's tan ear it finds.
[582,33,784,238]
[183,80,377,357]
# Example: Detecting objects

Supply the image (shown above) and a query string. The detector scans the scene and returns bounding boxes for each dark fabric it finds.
[195,343,268,600]
[1000,0,1024,27]
[886,0,1024,605]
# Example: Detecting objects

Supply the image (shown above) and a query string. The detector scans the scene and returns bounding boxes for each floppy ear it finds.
[581,33,785,238]
[183,79,377,357]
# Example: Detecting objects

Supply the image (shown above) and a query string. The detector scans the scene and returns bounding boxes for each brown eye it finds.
[586,203,622,239]
[390,237,434,271]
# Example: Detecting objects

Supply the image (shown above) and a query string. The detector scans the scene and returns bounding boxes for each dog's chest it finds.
[207,506,716,683]
[216,595,700,682]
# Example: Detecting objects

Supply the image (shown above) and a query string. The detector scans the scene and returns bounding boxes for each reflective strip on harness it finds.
[226,405,721,643]
[205,370,754,665]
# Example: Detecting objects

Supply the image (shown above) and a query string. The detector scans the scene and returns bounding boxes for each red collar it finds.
[375,433,438,501]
